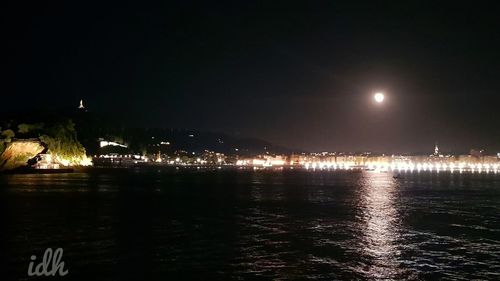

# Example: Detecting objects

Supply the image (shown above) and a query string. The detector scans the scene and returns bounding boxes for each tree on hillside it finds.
[0,128,15,155]
[38,119,87,165]
[18,123,45,134]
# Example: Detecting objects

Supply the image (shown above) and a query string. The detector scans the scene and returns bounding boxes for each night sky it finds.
[3,2,500,153]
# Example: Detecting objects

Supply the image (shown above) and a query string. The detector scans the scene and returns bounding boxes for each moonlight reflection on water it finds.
[359,172,403,279]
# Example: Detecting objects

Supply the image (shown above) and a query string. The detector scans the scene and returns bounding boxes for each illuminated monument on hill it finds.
[78,99,85,110]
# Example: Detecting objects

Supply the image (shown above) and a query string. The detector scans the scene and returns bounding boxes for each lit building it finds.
[78,99,85,110]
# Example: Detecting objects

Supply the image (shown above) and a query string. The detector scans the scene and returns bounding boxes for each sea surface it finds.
[1,168,499,280]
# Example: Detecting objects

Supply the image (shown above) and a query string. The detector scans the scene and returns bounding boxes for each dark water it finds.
[1,169,499,280]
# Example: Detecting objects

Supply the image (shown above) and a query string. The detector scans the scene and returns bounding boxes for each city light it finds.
[99,140,127,148]
[299,160,499,174]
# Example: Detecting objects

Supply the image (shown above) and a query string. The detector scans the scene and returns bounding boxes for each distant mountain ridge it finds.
[1,106,302,156]
[126,128,299,156]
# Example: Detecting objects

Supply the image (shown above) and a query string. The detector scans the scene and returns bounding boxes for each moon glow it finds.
[374,93,385,103]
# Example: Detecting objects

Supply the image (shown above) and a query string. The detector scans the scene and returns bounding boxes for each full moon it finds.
[374,92,385,103]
